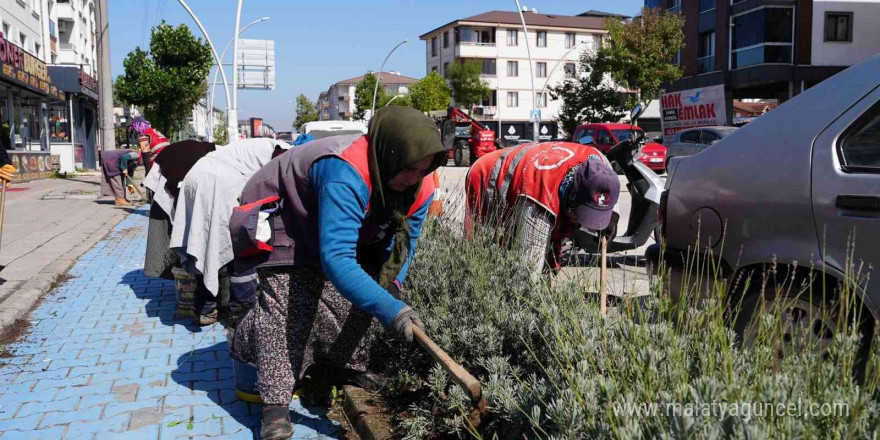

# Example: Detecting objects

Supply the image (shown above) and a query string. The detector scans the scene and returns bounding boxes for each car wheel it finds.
[453,141,471,167]
[733,282,873,379]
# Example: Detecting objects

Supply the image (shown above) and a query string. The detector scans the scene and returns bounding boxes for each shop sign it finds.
[79,69,99,100]
[0,32,64,100]
[9,151,54,182]
[660,84,727,145]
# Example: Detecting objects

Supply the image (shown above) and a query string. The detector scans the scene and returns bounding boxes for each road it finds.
[436,165,653,297]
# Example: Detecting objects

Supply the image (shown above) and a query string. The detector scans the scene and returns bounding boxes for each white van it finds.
[302,121,368,139]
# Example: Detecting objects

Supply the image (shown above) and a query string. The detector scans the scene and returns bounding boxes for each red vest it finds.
[141,128,170,161]
[466,142,607,220]
[334,135,435,217]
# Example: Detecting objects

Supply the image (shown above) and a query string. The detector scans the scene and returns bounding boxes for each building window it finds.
[507,60,518,77]
[431,37,438,57]
[49,106,71,143]
[668,0,681,13]
[2,23,9,37]
[536,31,547,47]
[507,92,519,107]
[507,29,518,46]
[443,62,449,74]
[443,31,450,48]
[19,33,27,49]
[697,31,715,73]
[536,62,547,78]
[699,0,715,13]
[480,59,496,75]
[731,7,794,69]
[564,63,576,78]
[431,66,438,73]
[565,33,576,49]
[457,26,496,45]
[34,43,41,58]
[536,92,547,108]
[825,12,853,42]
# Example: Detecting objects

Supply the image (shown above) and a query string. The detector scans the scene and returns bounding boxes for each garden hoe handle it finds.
[412,326,482,403]
[0,183,6,252]
[600,235,607,315]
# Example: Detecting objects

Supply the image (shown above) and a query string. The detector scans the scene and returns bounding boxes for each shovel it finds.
[124,175,146,201]
[412,326,489,428]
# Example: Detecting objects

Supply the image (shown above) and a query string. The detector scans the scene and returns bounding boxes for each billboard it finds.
[660,84,727,145]
[236,39,275,90]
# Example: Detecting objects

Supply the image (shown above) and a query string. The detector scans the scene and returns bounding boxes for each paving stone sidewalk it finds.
[0,206,339,440]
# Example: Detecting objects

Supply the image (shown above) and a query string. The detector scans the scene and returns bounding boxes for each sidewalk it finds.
[0,206,338,439]
[0,174,132,335]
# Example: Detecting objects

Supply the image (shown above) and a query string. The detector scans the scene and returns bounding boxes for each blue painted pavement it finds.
[0,206,339,440]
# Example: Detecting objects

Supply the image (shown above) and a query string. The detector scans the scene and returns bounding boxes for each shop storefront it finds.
[48,66,99,172]
[0,31,66,181]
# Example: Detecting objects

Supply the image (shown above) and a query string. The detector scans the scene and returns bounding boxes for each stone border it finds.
[342,385,395,440]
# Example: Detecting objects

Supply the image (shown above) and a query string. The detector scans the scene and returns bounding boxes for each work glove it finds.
[0,164,17,183]
[391,306,423,344]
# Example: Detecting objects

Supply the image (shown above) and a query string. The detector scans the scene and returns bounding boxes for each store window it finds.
[50,106,71,143]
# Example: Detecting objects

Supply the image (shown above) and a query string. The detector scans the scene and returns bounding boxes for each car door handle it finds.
[836,195,880,211]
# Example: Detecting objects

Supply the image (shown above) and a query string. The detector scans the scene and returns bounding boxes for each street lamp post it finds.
[370,39,408,120]
[384,95,401,107]
[207,16,270,141]
[539,40,586,108]
[513,0,539,142]
[230,0,244,140]
[175,0,238,139]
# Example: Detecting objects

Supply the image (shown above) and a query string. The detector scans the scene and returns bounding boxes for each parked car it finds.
[571,123,667,172]
[496,138,534,148]
[649,55,880,361]
[302,120,367,139]
[665,126,738,168]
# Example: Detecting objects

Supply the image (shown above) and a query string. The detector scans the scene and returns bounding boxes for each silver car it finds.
[665,126,738,167]
[649,55,880,352]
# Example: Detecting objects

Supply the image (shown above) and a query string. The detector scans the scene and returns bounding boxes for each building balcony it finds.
[55,3,74,19]
[473,106,497,117]
[59,43,77,51]
[456,43,498,59]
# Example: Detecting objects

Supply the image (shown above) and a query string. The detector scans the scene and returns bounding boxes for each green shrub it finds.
[385,214,880,439]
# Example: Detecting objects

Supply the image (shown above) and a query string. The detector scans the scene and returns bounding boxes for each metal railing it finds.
[459,41,496,47]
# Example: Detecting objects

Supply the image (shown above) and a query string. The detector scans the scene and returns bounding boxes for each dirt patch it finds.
[112,383,140,403]
[0,316,32,348]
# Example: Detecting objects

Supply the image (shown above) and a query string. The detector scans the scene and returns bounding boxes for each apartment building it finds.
[317,72,418,121]
[49,0,97,72]
[647,0,880,121]
[420,10,607,140]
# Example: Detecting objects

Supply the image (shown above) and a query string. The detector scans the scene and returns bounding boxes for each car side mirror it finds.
[578,135,594,145]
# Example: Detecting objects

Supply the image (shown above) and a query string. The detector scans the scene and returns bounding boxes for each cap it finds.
[571,158,620,231]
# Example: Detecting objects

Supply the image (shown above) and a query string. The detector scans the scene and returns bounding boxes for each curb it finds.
[342,385,395,440]
[0,212,124,338]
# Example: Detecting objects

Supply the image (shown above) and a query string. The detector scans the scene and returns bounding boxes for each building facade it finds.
[648,0,880,122]
[420,10,607,140]
[316,72,417,121]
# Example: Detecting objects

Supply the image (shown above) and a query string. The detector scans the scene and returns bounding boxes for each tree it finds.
[446,60,490,110]
[213,111,229,145]
[550,51,629,138]
[294,94,318,129]
[354,72,385,120]
[378,93,412,109]
[600,8,685,103]
[409,71,451,112]
[115,22,213,139]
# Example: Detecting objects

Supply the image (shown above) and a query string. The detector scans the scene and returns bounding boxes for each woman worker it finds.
[100,143,149,206]
[228,107,446,440]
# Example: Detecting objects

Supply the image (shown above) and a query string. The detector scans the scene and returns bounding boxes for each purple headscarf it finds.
[129,117,151,135]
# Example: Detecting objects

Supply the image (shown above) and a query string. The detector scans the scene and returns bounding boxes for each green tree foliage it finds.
[378,93,412,109]
[446,60,490,110]
[409,71,451,112]
[601,7,685,103]
[213,111,229,145]
[550,50,629,138]
[354,72,385,120]
[294,94,319,129]
[115,22,213,138]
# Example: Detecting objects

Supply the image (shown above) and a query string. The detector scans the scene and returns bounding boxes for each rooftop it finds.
[578,10,629,19]
[420,10,606,39]
[335,71,419,85]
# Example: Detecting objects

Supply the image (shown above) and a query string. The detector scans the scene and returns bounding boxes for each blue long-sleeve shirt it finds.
[310,157,432,327]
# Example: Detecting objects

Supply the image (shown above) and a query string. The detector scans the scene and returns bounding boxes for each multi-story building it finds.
[317,72,418,121]
[46,0,101,171]
[420,10,607,140]
[648,0,880,119]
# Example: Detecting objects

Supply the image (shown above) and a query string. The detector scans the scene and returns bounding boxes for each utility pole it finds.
[96,0,115,153]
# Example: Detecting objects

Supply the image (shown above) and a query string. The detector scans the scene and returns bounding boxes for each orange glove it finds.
[0,164,16,183]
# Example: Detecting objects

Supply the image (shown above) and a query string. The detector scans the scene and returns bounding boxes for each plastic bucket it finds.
[233,358,262,404]
[172,267,196,318]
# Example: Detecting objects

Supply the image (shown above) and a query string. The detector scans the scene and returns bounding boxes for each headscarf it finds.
[129,117,151,135]
[153,140,216,197]
[362,107,446,288]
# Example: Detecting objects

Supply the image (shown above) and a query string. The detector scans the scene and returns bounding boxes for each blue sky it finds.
[108,0,644,129]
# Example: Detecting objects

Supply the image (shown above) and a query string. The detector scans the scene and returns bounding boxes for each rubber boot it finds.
[260,405,293,440]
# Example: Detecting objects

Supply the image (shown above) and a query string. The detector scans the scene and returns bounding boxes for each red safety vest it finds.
[466,141,607,221]
[335,135,435,218]
[139,128,170,161]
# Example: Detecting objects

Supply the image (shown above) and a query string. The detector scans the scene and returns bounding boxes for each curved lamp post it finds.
[370,39,408,120]
[539,40,586,107]
[230,0,244,139]
[207,16,270,140]
[175,0,238,139]
[513,0,538,142]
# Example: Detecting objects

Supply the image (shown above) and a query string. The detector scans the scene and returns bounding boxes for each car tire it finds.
[732,280,874,381]
[453,141,471,167]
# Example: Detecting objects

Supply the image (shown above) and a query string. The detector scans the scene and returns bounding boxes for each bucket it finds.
[172,267,197,317]
[233,358,262,404]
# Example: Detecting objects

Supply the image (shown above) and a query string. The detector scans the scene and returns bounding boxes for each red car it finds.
[571,123,667,172]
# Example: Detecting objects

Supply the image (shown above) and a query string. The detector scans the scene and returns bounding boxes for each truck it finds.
[434,107,497,167]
